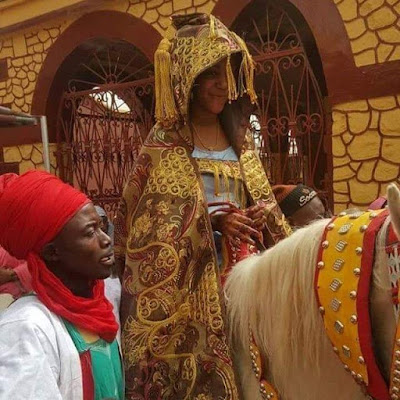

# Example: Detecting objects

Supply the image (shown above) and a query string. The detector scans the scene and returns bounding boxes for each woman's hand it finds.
[244,201,268,231]
[211,212,261,245]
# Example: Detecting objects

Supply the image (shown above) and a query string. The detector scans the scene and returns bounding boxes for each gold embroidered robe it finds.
[114,12,291,400]
[114,123,290,399]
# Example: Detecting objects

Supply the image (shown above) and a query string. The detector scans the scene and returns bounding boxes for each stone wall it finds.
[332,94,400,212]
[2,143,58,175]
[0,21,69,113]
[1,0,400,212]
[334,0,400,66]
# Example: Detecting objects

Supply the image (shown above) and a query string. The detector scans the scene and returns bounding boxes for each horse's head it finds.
[387,183,400,240]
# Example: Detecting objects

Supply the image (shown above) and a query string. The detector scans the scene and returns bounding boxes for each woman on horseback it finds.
[114,13,290,399]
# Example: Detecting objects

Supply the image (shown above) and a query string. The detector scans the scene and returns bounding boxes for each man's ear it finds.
[40,242,59,263]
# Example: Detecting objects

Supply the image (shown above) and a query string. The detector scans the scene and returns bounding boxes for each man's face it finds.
[289,197,330,228]
[51,203,114,281]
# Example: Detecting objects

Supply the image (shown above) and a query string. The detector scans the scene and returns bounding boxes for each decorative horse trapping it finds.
[315,209,389,399]
[227,184,400,400]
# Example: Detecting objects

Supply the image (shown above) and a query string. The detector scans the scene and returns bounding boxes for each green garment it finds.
[64,320,124,400]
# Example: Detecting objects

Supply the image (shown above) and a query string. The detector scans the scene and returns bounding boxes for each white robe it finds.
[104,276,121,344]
[0,296,83,400]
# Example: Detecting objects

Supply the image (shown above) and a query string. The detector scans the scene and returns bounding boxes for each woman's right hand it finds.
[211,212,261,245]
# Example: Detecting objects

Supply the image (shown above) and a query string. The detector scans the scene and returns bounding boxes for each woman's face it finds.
[192,58,229,115]
[51,203,114,281]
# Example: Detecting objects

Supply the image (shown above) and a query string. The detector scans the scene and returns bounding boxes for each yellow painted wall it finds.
[0,22,69,113]
[334,0,400,66]
[332,95,400,212]
[3,142,58,174]
[1,0,400,211]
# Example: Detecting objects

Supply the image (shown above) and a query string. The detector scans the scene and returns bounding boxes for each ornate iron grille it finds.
[237,2,330,202]
[56,46,154,217]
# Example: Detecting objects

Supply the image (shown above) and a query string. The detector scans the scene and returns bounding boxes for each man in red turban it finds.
[0,170,123,400]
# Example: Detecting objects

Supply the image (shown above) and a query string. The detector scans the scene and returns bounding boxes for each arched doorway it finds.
[231,0,331,205]
[31,11,160,217]
[55,38,155,217]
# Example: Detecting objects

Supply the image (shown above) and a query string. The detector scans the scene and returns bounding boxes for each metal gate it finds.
[235,1,330,203]
[56,47,154,217]
[56,15,330,216]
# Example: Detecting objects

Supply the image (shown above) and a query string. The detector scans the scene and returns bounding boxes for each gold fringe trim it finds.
[226,54,238,103]
[231,32,258,104]
[154,38,179,126]
[223,170,230,201]
[234,175,240,206]
[209,14,217,39]
[196,158,245,205]
[213,163,220,196]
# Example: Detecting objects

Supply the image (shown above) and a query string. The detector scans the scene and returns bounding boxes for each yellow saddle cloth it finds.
[315,209,400,400]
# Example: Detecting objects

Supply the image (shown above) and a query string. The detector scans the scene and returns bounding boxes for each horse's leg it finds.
[232,339,262,400]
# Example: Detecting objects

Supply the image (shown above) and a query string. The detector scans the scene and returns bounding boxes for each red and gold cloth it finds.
[115,13,291,399]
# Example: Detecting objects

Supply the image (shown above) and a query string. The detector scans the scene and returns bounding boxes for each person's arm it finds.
[0,267,17,285]
[11,261,32,293]
[0,320,63,400]
[246,198,292,246]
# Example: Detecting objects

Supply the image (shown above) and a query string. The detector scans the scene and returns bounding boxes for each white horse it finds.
[226,184,400,400]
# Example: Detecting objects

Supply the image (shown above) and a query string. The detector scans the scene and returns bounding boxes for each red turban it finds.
[0,170,118,342]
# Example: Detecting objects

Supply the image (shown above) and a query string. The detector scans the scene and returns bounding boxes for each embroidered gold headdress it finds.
[154,13,257,128]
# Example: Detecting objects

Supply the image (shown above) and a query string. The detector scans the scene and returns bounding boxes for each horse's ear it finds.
[387,183,400,240]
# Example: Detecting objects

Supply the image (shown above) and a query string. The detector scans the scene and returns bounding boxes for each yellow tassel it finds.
[231,32,258,104]
[226,54,238,103]
[209,14,217,39]
[237,58,245,97]
[240,182,246,209]
[223,169,230,201]
[234,175,240,205]
[154,38,179,126]
[213,164,220,197]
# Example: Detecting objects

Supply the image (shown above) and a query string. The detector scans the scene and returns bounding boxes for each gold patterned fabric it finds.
[196,158,246,208]
[155,13,257,128]
[115,13,291,400]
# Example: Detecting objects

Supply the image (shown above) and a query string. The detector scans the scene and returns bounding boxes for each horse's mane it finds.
[226,219,375,399]
[226,220,330,392]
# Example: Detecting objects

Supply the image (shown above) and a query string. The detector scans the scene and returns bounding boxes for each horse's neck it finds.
[228,216,398,400]
[370,216,397,382]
